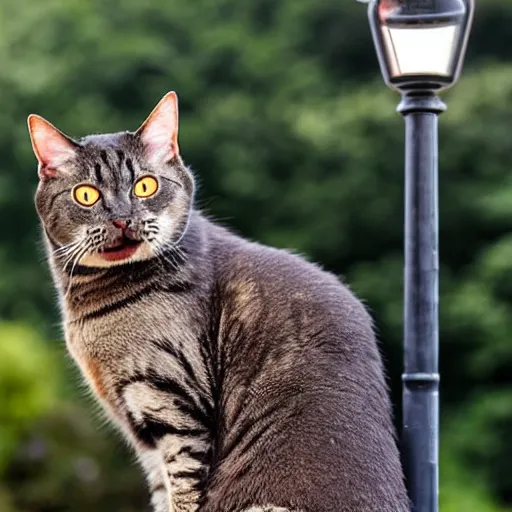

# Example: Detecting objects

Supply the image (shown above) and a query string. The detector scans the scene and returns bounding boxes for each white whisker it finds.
[65,241,93,297]
[62,243,86,270]
[54,241,81,258]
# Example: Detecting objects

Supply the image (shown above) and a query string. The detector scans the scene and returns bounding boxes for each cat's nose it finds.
[112,220,127,230]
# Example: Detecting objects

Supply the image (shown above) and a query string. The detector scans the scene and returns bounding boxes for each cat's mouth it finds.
[100,235,142,262]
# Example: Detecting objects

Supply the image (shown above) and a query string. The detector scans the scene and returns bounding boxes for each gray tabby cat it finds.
[27,92,409,512]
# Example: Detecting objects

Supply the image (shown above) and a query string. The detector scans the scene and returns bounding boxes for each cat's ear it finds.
[27,115,79,179]
[136,91,180,163]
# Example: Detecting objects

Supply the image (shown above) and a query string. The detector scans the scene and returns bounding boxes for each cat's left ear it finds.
[27,115,79,179]
[136,91,180,163]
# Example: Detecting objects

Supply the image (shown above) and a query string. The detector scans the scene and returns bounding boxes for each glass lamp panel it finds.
[381,23,459,77]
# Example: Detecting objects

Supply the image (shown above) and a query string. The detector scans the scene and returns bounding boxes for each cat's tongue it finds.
[100,238,141,262]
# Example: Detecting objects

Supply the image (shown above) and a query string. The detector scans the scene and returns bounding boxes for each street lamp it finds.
[357,1,475,512]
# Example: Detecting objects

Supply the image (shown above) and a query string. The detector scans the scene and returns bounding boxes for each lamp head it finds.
[360,0,475,93]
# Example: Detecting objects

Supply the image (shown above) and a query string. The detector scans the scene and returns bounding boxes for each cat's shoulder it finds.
[205,218,327,281]
[204,216,366,310]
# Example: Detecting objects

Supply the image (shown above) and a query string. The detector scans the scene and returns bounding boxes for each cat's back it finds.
[201,220,409,512]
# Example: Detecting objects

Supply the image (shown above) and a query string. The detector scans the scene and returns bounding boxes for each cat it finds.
[27,92,409,512]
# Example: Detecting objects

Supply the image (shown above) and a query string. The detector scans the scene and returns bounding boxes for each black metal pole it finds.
[398,93,446,512]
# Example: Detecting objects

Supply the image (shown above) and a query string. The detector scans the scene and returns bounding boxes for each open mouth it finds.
[100,236,142,262]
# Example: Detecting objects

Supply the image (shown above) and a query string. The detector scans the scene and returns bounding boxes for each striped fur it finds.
[29,94,409,512]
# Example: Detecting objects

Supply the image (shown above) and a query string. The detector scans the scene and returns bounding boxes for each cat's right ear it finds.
[27,115,79,179]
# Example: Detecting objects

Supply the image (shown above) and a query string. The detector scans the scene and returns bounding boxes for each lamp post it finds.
[357,1,474,511]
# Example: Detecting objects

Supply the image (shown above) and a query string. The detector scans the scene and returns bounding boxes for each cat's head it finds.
[28,92,194,268]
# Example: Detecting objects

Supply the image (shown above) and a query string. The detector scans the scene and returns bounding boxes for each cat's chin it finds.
[78,242,154,268]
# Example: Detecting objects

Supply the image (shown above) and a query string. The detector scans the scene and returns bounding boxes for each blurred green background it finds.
[1,0,511,510]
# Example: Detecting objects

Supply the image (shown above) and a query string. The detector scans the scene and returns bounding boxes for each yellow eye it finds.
[73,185,100,207]
[133,176,158,198]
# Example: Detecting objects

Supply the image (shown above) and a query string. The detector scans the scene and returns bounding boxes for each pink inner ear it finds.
[28,115,77,172]
[138,92,180,161]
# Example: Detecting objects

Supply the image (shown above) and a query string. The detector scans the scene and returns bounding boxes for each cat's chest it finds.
[64,293,203,409]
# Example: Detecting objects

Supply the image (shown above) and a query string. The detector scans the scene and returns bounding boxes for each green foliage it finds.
[0,323,147,510]
[0,0,511,510]
[440,449,509,512]
[0,323,60,473]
